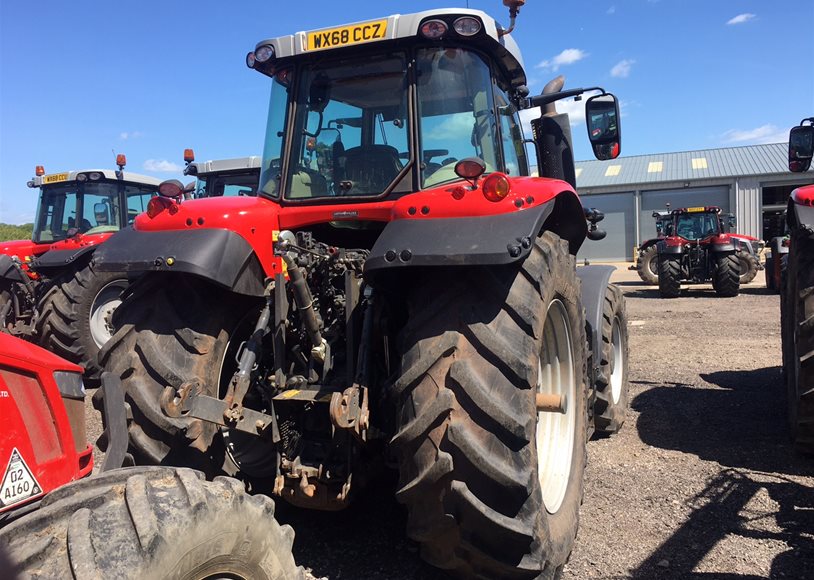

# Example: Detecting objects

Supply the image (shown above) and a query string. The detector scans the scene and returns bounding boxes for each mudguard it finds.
[0,254,27,283]
[93,227,266,296]
[31,246,96,270]
[788,192,814,230]
[365,199,555,277]
[576,265,615,389]
[710,243,736,252]
[657,241,683,254]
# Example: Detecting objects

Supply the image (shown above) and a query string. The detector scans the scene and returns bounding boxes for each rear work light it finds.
[453,16,481,36]
[482,173,511,202]
[89,172,102,181]
[246,52,256,68]
[158,179,184,198]
[255,45,275,63]
[420,19,448,39]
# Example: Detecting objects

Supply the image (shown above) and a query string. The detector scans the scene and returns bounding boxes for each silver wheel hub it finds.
[610,316,624,404]
[89,280,129,348]
[536,299,577,515]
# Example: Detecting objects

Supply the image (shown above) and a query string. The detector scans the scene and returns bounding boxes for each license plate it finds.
[686,206,705,212]
[306,20,387,51]
[43,172,69,184]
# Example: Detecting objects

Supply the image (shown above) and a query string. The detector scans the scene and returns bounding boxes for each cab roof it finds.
[253,8,526,87]
[28,170,162,188]
[184,156,261,177]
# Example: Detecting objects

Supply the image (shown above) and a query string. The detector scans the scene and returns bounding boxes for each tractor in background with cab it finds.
[656,206,742,298]
[183,148,261,198]
[94,3,629,578]
[0,156,160,382]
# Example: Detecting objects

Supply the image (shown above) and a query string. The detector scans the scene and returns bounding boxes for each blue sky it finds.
[1,0,812,224]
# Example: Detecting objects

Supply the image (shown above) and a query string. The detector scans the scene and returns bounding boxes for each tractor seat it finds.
[340,145,401,194]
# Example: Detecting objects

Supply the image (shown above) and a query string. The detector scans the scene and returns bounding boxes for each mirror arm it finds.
[526,87,605,109]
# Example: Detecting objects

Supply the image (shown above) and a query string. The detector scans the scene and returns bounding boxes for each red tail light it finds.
[482,173,511,202]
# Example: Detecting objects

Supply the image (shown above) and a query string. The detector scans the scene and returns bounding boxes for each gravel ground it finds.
[84,264,814,579]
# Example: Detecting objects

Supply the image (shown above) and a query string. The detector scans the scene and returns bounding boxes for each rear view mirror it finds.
[585,93,621,161]
[789,122,814,173]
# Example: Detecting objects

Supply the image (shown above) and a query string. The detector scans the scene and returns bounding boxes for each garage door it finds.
[577,192,635,262]
[640,186,730,243]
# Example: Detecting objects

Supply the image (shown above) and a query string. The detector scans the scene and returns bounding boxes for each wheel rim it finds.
[536,299,576,514]
[610,315,624,404]
[89,279,129,348]
[647,254,657,276]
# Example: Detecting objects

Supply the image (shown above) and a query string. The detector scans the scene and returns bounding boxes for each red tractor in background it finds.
[0,156,160,382]
[183,149,261,198]
[636,205,763,286]
[0,331,301,578]
[782,117,814,452]
[93,4,629,578]
[656,206,742,298]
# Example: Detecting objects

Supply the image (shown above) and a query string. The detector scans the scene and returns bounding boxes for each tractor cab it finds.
[26,157,160,247]
[247,7,620,204]
[669,207,726,242]
[182,149,261,199]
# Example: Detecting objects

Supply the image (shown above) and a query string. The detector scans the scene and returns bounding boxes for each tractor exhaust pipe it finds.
[531,75,577,188]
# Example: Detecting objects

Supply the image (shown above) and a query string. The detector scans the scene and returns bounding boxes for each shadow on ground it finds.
[630,367,814,578]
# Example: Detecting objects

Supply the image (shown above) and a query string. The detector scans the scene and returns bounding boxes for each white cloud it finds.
[424,113,475,141]
[143,159,182,172]
[537,49,588,71]
[721,124,786,145]
[727,13,755,26]
[607,6,616,15]
[610,59,635,78]
[119,131,143,140]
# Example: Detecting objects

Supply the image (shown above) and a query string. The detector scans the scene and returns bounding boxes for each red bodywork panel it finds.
[1,233,114,278]
[663,233,734,247]
[0,334,92,514]
[134,176,575,278]
[792,184,814,207]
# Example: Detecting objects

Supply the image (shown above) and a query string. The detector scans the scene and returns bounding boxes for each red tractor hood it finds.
[0,333,83,374]
[0,239,47,260]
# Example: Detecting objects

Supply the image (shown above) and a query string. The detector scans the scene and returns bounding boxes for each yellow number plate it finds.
[306,20,387,51]
[43,172,69,184]
[686,206,705,212]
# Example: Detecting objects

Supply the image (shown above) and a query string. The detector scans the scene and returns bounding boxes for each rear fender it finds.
[93,227,266,296]
[31,246,96,271]
[0,254,27,283]
[657,240,683,255]
[788,187,814,230]
[576,265,615,393]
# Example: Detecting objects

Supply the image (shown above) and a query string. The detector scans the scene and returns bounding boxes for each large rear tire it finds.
[0,466,302,579]
[592,283,629,435]
[712,253,740,297]
[95,274,259,472]
[737,251,759,284]
[783,230,814,453]
[391,232,588,579]
[636,245,659,284]
[658,254,681,298]
[37,260,129,382]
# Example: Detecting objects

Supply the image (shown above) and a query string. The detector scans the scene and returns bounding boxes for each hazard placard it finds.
[0,448,43,512]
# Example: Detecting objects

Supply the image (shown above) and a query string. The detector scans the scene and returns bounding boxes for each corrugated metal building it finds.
[574,143,814,262]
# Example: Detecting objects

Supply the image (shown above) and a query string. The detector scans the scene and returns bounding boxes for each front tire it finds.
[737,251,759,284]
[592,284,629,435]
[0,466,302,579]
[712,253,740,297]
[658,254,682,298]
[636,245,659,284]
[37,260,129,382]
[783,231,814,453]
[392,232,588,579]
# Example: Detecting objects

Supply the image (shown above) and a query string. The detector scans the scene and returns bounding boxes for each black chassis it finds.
[656,239,736,281]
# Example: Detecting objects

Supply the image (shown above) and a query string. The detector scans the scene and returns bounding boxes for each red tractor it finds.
[93,4,629,578]
[656,206,742,298]
[782,117,814,452]
[0,156,160,382]
[637,206,763,286]
[183,149,261,198]
[0,332,301,578]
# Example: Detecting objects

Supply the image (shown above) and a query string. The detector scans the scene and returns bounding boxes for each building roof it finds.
[574,142,798,188]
